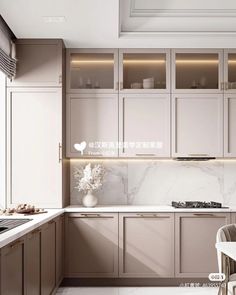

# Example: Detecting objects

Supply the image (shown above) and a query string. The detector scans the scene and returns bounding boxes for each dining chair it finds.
[217,224,236,295]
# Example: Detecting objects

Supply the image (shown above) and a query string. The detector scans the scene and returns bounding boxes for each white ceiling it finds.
[1,0,236,48]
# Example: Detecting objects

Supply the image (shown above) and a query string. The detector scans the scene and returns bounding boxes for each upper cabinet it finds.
[224,50,236,93]
[172,49,224,93]
[119,49,170,93]
[66,49,118,93]
[172,94,223,158]
[7,39,64,87]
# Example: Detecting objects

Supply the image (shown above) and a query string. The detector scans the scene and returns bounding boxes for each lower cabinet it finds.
[0,238,25,295]
[65,213,118,277]
[25,229,41,295]
[175,212,230,277]
[119,213,174,278]
[55,214,64,284]
[41,220,56,295]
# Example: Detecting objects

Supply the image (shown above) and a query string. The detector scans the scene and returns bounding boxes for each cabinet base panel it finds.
[61,278,211,287]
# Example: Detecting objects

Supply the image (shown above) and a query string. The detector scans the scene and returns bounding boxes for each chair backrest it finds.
[217,224,236,275]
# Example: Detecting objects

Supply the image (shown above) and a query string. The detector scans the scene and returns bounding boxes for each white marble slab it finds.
[0,209,64,248]
[65,205,233,213]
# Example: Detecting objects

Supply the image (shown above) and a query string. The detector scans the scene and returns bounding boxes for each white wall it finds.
[70,160,236,206]
[0,71,6,208]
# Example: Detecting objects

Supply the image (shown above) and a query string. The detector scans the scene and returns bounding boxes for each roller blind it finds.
[0,16,16,78]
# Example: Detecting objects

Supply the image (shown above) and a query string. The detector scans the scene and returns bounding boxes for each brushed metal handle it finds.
[10,240,23,249]
[58,143,62,163]
[32,229,41,235]
[81,214,101,217]
[137,213,169,218]
[48,220,55,224]
[136,153,156,157]
[220,82,224,91]
[188,153,209,157]
[193,213,215,217]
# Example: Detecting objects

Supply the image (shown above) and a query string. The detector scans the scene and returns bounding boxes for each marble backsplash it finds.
[70,160,236,206]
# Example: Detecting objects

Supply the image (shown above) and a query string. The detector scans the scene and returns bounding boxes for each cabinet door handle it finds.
[193,213,215,217]
[220,82,224,91]
[10,240,23,249]
[48,220,55,224]
[58,143,62,163]
[137,213,169,218]
[81,213,101,217]
[120,82,123,90]
[188,153,209,157]
[32,228,41,235]
[115,82,119,91]
[136,153,156,157]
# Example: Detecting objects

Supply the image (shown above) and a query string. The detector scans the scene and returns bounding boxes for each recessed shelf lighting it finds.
[43,16,66,23]
[176,60,218,64]
[71,60,114,64]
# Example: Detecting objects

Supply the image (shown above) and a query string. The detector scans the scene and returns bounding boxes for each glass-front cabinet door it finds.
[224,50,236,93]
[67,49,118,93]
[119,49,170,93]
[172,50,223,93]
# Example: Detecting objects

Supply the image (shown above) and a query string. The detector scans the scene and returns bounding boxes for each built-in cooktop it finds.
[171,201,227,209]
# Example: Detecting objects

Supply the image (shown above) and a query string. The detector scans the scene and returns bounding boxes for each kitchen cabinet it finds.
[66,94,118,157]
[56,215,64,285]
[119,213,174,278]
[119,49,170,93]
[65,213,118,277]
[7,39,64,87]
[25,228,41,295]
[224,96,236,157]
[119,94,170,157]
[231,213,236,223]
[41,220,56,295]
[172,94,223,157]
[67,49,118,93]
[172,49,224,94]
[6,87,69,208]
[0,238,25,295]
[224,49,236,93]
[175,212,230,277]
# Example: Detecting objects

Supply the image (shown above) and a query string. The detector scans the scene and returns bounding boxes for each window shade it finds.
[0,16,16,78]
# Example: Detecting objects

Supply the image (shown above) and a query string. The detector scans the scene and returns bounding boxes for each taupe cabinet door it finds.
[66,94,118,157]
[172,94,223,157]
[7,88,63,208]
[65,213,118,277]
[56,215,64,284]
[41,221,56,295]
[25,229,41,295]
[1,238,25,295]
[224,96,236,157]
[175,213,230,277]
[119,94,170,157]
[119,213,174,277]
[7,39,63,87]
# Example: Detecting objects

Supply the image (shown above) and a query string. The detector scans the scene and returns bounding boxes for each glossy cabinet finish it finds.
[65,213,118,277]
[6,88,65,208]
[119,94,170,157]
[175,213,230,277]
[172,49,224,93]
[0,238,25,295]
[119,213,174,278]
[172,94,223,157]
[25,229,41,295]
[67,49,118,93]
[41,221,56,295]
[66,94,118,157]
[7,39,64,87]
[224,96,236,157]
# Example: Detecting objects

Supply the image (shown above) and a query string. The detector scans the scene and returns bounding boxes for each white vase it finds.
[82,191,98,207]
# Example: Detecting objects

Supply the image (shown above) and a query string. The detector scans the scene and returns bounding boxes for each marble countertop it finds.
[1,205,236,249]
[65,205,235,213]
[0,209,64,249]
